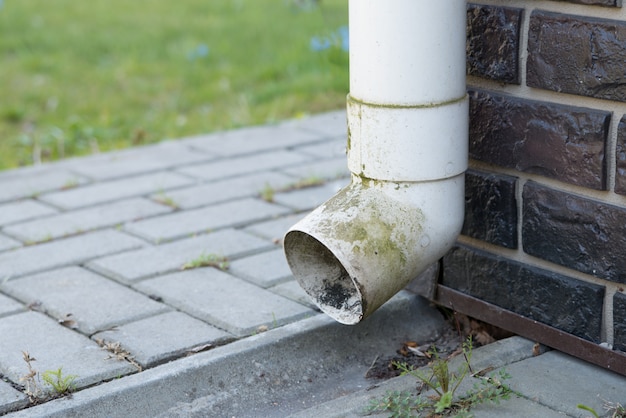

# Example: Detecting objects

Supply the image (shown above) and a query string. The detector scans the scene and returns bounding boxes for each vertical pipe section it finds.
[284,0,468,325]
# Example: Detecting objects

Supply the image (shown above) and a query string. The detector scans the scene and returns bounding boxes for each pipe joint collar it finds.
[347,96,468,182]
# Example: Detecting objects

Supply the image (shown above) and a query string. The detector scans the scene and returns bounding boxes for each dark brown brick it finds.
[442,245,604,342]
[463,170,517,248]
[614,292,626,351]
[466,4,522,84]
[528,11,626,101]
[469,89,609,189]
[616,115,626,195]
[523,181,626,283]
[554,0,621,7]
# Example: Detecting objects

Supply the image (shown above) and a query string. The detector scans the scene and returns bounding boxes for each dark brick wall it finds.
[616,115,626,195]
[614,292,626,351]
[554,0,622,7]
[469,89,609,190]
[527,11,626,101]
[444,1,626,355]
[463,170,517,249]
[523,181,626,284]
[442,245,605,342]
[466,4,522,84]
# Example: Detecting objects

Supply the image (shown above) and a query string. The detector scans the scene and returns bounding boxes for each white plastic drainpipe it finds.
[284,0,468,324]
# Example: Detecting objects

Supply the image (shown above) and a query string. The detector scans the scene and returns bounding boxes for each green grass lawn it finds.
[0,0,348,170]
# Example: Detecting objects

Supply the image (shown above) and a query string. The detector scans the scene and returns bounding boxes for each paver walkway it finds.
[1,110,626,418]
[0,111,349,415]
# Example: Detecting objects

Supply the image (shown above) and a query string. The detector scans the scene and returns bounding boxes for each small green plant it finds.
[259,176,326,202]
[367,390,429,418]
[19,351,78,402]
[41,368,77,395]
[578,404,601,418]
[38,234,54,244]
[259,183,275,202]
[181,252,229,271]
[366,338,514,417]
[153,192,179,209]
[284,175,325,191]
[61,178,79,190]
[290,175,325,190]
[578,400,626,418]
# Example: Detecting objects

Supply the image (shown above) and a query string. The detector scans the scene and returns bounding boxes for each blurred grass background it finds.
[0,0,348,170]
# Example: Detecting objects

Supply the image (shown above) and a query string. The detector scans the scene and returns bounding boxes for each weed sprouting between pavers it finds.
[153,191,180,209]
[285,175,326,191]
[41,368,78,395]
[181,252,230,271]
[259,175,327,202]
[95,338,142,372]
[260,183,276,203]
[19,351,78,403]
[578,400,626,418]
[365,337,515,417]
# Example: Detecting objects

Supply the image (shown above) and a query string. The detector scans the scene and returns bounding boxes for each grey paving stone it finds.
[134,269,314,337]
[0,230,145,280]
[124,197,291,243]
[268,281,318,310]
[0,379,28,416]
[0,293,23,318]
[0,200,57,227]
[87,229,274,284]
[292,139,347,159]
[0,168,88,203]
[0,311,135,391]
[467,396,568,418]
[92,311,232,368]
[243,213,305,243]
[229,249,293,288]
[159,171,296,210]
[280,156,349,180]
[3,198,171,243]
[175,150,313,182]
[182,123,325,157]
[65,141,214,180]
[272,181,346,211]
[39,172,195,210]
[505,350,626,417]
[1,267,170,335]
[0,235,21,252]
[281,110,347,138]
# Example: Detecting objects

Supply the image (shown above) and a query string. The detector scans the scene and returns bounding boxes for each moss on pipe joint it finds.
[347,93,468,110]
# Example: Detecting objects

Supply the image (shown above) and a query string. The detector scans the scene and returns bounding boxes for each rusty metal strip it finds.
[436,285,626,377]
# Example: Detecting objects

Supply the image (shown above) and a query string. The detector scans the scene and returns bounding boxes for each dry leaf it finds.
[59,313,78,329]
[186,344,213,355]
[473,329,496,346]
[26,301,43,311]
[472,366,495,377]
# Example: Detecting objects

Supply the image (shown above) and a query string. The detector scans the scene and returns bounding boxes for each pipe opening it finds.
[284,231,363,324]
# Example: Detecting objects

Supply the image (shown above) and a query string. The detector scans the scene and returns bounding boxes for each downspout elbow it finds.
[284,174,464,324]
